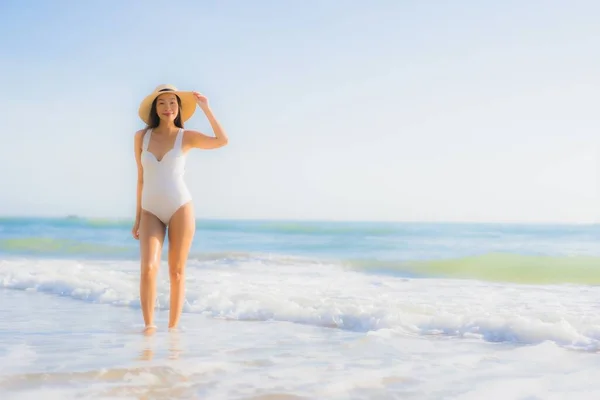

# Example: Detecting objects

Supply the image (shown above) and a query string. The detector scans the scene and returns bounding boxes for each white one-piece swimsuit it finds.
[141,128,192,225]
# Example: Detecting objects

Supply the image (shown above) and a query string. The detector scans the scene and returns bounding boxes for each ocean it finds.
[1,217,600,399]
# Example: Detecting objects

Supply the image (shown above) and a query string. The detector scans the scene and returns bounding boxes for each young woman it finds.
[132,84,228,333]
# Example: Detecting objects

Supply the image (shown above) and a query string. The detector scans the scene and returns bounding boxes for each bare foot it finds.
[143,325,157,335]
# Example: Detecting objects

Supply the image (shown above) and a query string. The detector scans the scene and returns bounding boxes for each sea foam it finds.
[2,255,600,352]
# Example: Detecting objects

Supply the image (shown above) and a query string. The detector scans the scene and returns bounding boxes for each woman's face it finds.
[155,93,179,122]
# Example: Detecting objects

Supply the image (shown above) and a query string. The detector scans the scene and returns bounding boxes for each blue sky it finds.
[1,0,599,223]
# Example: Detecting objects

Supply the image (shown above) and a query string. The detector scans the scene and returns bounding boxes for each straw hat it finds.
[138,84,197,125]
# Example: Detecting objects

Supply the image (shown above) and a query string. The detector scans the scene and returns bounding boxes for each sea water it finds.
[1,217,600,399]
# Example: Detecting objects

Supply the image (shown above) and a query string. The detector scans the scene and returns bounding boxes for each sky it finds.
[0,0,599,224]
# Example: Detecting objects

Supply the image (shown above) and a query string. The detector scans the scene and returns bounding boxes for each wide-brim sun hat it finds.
[138,84,197,125]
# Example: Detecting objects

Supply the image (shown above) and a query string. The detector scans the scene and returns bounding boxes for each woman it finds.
[131,84,228,333]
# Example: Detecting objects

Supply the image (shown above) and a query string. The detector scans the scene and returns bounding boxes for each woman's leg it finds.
[166,202,195,329]
[139,210,166,330]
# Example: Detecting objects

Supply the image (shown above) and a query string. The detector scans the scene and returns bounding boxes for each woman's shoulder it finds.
[134,128,151,140]
[182,129,203,142]
[133,129,151,151]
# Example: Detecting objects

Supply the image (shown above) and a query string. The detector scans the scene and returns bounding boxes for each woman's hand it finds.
[192,91,209,108]
[132,219,140,240]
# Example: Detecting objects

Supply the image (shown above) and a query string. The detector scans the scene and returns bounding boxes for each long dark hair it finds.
[145,93,184,130]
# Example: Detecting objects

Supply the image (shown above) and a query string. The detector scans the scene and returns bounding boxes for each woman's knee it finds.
[141,261,160,280]
[169,264,185,282]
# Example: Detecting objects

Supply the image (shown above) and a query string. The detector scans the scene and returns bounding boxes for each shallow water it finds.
[1,218,600,398]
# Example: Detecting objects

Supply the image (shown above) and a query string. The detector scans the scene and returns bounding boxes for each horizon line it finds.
[0,214,597,226]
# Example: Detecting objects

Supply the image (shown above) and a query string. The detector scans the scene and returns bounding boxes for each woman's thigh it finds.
[139,210,166,272]
[167,203,195,272]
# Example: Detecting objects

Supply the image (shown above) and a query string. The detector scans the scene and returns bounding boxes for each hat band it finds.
[158,88,174,92]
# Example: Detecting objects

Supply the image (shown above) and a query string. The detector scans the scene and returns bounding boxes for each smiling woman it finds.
[132,84,229,334]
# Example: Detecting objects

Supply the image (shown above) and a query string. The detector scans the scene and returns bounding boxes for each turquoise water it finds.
[2,217,600,283]
[2,217,600,398]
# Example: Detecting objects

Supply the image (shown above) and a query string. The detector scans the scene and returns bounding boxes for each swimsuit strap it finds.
[142,128,153,151]
[175,128,184,153]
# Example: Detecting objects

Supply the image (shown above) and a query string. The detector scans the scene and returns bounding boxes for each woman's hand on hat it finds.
[192,91,209,108]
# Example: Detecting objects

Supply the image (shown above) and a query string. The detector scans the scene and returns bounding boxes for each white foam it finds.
[1,256,600,352]
[1,274,600,399]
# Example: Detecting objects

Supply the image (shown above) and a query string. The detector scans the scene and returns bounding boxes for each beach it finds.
[1,218,600,399]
